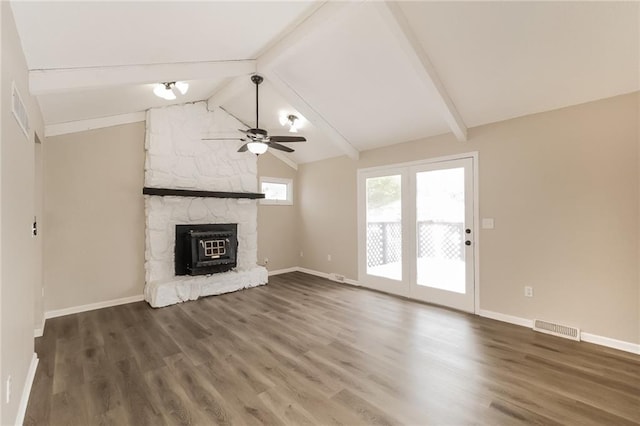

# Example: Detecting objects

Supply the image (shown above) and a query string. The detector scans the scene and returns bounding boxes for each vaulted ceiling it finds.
[10,1,640,164]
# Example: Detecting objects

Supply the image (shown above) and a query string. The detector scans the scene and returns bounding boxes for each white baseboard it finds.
[479,309,640,355]
[15,353,38,426]
[268,267,298,276]
[33,316,45,338]
[296,267,361,286]
[297,267,331,279]
[344,277,360,286]
[581,333,640,355]
[479,309,534,328]
[45,294,144,319]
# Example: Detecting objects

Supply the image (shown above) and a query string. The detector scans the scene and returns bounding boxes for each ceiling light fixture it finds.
[247,141,269,155]
[153,81,189,100]
[287,114,299,133]
[279,113,301,133]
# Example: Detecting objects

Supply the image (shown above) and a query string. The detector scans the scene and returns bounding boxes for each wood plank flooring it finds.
[25,272,640,425]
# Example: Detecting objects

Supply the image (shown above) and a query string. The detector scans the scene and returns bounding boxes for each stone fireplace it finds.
[143,102,268,308]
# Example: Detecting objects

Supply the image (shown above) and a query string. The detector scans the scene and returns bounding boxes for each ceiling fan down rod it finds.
[251,74,263,129]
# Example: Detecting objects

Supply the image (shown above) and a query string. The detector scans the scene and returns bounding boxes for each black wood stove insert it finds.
[175,224,238,276]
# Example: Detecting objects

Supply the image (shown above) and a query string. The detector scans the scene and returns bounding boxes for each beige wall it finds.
[44,122,145,312]
[298,93,639,345]
[298,156,358,278]
[257,152,300,272]
[1,3,45,423]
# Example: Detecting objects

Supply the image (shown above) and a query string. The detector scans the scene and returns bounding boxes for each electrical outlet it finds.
[6,375,11,404]
[42,287,45,297]
[333,273,345,282]
[299,251,303,257]
[327,254,332,261]
[524,286,533,297]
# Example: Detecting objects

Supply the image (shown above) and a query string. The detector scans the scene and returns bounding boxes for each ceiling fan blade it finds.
[269,135,307,143]
[237,143,249,152]
[266,141,295,153]
[202,137,245,141]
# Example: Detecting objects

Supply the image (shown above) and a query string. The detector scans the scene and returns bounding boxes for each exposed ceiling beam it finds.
[265,71,359,160]
[374,1,468,142]
[30,60,256,95]
[45,111,146,137]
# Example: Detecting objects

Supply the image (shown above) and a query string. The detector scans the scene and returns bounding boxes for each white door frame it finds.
[357,152,480,314]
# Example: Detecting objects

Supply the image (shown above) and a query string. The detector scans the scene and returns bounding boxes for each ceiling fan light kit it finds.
[247,142,269,155]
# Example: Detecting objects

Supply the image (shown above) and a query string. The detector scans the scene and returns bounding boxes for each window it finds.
[260,177,293,205]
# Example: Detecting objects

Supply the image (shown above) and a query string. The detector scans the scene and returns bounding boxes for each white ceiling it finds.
[10,1,640,165]
[11,1,315,68]
[400,1,640,127]
[272,2,451,150]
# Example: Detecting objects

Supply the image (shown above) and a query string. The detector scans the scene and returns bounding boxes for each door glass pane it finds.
[416,168,465,293]
[366,175,402,280]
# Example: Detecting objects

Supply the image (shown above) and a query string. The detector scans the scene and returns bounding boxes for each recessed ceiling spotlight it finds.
[153,81,189,100]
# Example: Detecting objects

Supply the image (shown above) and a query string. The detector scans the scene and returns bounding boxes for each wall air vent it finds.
[12,82,30,138]
[533,319,580,341]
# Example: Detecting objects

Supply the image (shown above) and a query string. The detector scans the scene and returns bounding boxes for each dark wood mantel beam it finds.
[143,187,265,199]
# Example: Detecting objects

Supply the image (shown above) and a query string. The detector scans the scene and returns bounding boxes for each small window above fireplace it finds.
[260,176,293,205]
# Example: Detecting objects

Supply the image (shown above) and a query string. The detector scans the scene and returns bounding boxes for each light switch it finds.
[481,218,495,229]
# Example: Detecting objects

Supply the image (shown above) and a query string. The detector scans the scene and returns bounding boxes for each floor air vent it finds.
[533,319,580,341]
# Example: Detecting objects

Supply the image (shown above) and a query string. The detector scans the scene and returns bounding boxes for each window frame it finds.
[259,176,293,205]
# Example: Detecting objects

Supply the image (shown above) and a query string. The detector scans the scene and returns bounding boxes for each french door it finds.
[358,156,476,312]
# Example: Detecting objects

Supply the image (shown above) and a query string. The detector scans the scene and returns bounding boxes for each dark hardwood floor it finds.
[25,272,640,425]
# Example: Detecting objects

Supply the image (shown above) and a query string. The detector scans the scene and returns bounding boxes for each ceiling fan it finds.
[203,74,306,155]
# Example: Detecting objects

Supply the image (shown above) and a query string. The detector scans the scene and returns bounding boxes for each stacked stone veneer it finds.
[144,102,267,307]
